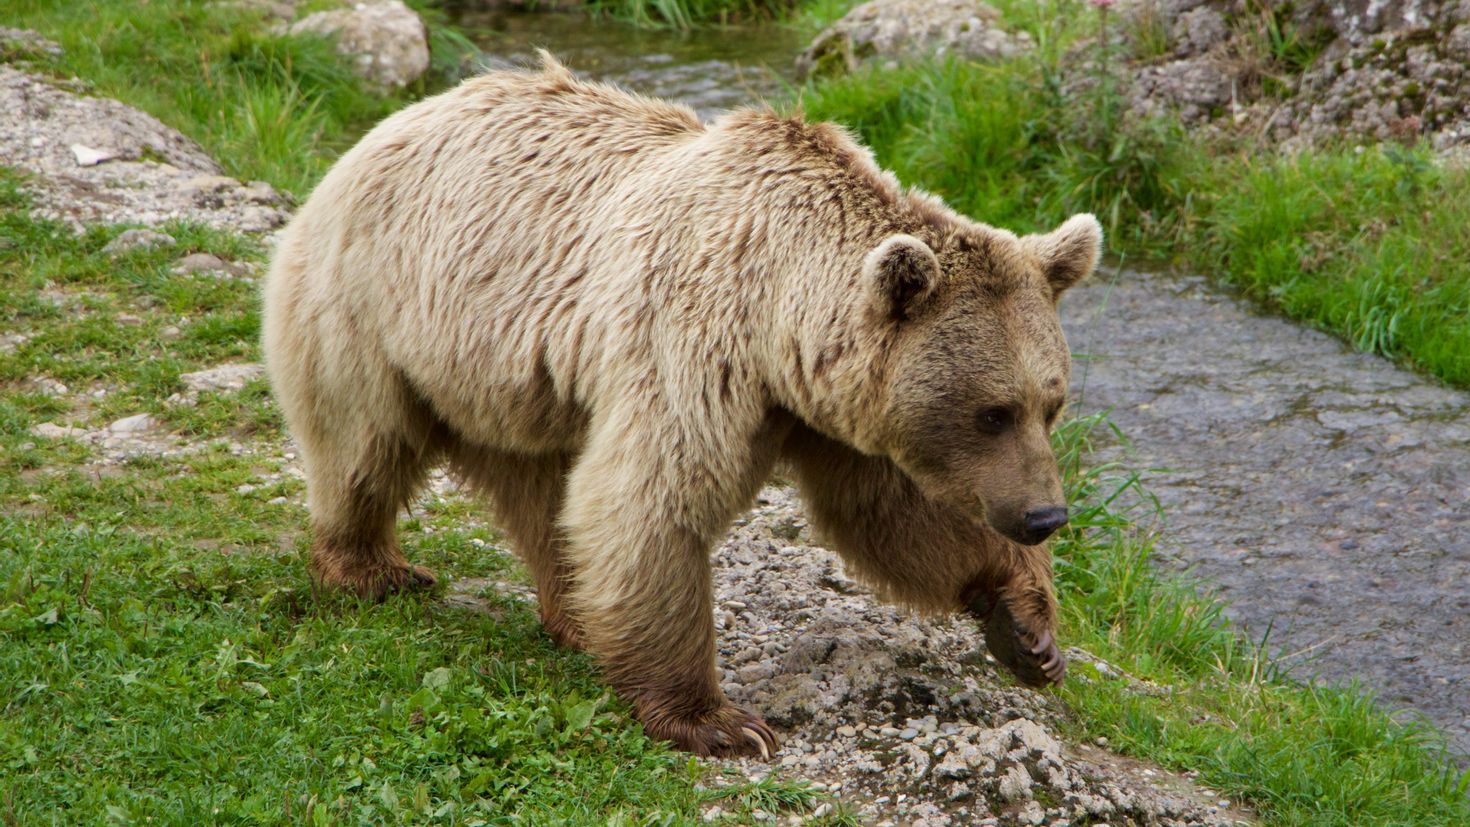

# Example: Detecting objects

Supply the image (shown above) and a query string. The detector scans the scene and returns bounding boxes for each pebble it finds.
[70,143,114,166]
[109,413,156,433]
[102,228,175,255]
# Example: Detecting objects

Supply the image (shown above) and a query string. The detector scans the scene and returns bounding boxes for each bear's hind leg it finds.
[293,383,443,600]
[452,447,584,649]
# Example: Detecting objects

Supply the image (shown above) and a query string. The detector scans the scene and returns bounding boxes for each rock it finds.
[1170,6,1228,57]
[1451,23,1470,60]
[1074,1,1470,148]
[180,363,264,393]
[0,27,63,60]
[70,143,115,167]
[109,413,157,433]
[31,377,68,396]
[795,0,1032,80]
[30,422,87,440]
[102,228,176,255]
[290,1,430,89]
[171,252,246,277]
[1129,58,1233,122]
[0,66,292,232]
[694,485,1249,826]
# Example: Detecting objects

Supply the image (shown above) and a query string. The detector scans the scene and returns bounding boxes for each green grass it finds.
[588,0,802,28]
[0,0,476,195]
[798,9,1470,387]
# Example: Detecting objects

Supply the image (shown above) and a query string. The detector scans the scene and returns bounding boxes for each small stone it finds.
[180,362,263,393]
[899,728,919,740]
[31,422,86,440]
[171,252,239,276]
[116,313,142,326]
[33,377,68,396]
[103,228,177,255]
[267,496,289,505]
[70,143,115,166]
[109,413,156,433]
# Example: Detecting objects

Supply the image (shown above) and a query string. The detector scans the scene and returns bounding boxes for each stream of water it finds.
[447,8,804,120]
[451,9,1470,761]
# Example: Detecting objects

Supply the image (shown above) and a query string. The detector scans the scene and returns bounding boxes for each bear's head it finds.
[867,213,1101,546]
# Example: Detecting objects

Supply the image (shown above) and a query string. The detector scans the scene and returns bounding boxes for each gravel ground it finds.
[706,487,1249,826]
[1062,268,1470,760]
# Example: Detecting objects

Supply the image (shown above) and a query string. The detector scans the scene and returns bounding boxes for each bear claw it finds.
[981,601,1066,688]
[644,705,779,759]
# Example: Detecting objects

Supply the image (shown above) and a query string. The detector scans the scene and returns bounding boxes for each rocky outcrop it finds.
[795,0,1032,81]
[0,65,291,232]
[290,0,430,89]
[798,0,1470,149]
[1110,0,1470,148]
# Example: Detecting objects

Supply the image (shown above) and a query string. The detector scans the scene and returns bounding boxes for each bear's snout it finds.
[1019,506,1068,545]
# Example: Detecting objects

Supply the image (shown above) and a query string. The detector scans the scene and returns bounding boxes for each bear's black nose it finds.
[1022,506,1068,544]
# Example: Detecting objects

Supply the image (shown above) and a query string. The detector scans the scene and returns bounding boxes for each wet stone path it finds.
[1062,268,1470,758]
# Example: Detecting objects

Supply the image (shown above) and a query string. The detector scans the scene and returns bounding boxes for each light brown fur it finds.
[262,54,1100,758]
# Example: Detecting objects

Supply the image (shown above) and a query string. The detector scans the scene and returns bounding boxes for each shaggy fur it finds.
[262,54,1100,758]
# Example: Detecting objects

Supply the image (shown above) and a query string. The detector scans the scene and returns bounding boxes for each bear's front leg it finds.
[963,546,1066,687]
[783,424,1065,687]
[559,403,784,758]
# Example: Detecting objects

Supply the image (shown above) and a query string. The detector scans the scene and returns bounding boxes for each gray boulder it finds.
[0,64,291,232]
[291,0,430,89]
[795,0,1032,80]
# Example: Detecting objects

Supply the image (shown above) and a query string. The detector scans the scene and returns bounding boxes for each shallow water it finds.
[449,9,804,120]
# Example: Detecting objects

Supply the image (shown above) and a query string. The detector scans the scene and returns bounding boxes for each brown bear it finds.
[262,53,1100,759]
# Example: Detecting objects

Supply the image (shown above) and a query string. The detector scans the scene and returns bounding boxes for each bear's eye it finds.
[977,407,1014,435]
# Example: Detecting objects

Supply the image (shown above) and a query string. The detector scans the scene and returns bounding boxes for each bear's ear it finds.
[1025,213,1103,301]
[864,234,940,320]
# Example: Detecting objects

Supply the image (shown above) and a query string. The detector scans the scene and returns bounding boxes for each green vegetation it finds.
[0,0,475,195]
[588,0,802,28]
[799,6,1470,387]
